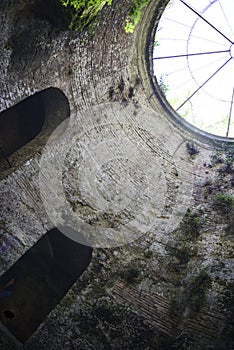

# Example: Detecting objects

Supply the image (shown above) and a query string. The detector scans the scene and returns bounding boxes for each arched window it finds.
[0,87,70,173]
[0,228,92,343]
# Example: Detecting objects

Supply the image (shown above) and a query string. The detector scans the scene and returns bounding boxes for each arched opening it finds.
[151,0,234,140]
[0,91,45,157]
[135,0,234,147]
[0,87,70,175]
[0,228,92,343]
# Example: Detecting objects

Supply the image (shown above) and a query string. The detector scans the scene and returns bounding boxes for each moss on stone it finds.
[170,269,211,317]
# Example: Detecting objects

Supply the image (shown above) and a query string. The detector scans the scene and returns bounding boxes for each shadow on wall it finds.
[0,87,70,175]
[0,228,92,343]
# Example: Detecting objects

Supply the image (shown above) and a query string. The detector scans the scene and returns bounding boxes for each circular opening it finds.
[3,309,15,319]
[151,0,234,139]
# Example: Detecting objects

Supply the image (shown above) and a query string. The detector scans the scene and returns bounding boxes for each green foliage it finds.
[217,144,234,175]
[168,90,194,120]
[213,193,234,235]
[125,0,151,33]
[125,266,141,283]
[59,0,151,33]
[210,151,224,166]
[60,0,112,30]
[170,269,211,317]
[214,193,234,205]
[186,269,211,312]
[67,65,78,75]
[158,74,169,96]
[167,209,201,274]
[224,144,234,163]
[166,215,201,278]
[213,193,234,214]
[125,19,135,34]
[153,39,159,47]
[167,240,198,276]
[120,266,141,283]
[61,0,112,11]
[211,144,234,167]
[182,209,201,240]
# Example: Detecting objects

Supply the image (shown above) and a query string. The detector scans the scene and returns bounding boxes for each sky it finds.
[153,0,234,137]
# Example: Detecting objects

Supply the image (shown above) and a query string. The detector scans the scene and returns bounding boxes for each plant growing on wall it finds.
[125,0,151,33]
[60,0,112,30]
[59,0,150,32]
[213,193,234,215]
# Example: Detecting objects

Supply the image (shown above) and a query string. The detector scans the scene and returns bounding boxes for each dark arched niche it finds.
[0,228,92,343]
[0,87,70,176]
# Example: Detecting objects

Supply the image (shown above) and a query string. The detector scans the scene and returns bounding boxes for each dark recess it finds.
[0,228,92,343]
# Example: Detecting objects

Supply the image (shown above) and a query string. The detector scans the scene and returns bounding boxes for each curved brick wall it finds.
[0,1,233,349]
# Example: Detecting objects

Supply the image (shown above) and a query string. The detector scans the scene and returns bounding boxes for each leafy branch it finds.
[60,0,112,30]
[125,0,151,33]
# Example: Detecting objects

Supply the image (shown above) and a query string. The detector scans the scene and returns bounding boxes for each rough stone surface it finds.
[0,0,233,349]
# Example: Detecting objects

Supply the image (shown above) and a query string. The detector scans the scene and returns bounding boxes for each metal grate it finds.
[153,0,234,138]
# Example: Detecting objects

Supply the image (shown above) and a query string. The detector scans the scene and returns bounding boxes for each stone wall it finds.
[0,0,233,349]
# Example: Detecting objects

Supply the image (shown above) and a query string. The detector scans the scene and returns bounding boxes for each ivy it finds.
[60,0,112,30]
[59,0,151,33]
[60,0,112,11]
[125,0,151,33]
